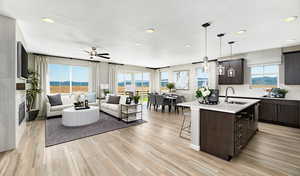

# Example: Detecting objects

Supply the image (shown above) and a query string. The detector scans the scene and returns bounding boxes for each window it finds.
[173,71,189,89]
[196,67,208,88]
[134,72,150,102]
[160,72,168,91]
[250,65,279,88]
[49,64,89,94]
[117,72,150,102]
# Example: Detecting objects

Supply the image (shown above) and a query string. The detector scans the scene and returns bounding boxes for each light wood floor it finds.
[1,107,300,176]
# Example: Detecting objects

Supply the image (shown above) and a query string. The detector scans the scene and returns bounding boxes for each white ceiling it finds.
[1,0,300,67]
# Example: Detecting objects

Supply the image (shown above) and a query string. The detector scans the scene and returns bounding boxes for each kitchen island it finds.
[178,97,260,160]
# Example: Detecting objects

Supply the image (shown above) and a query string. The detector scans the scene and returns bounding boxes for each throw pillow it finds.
[107,96,120,104]
[47,94,63,106]
[87,92,97,103]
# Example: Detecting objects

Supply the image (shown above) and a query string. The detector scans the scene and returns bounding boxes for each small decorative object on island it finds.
[26,69,42,121]
[166,82,175,93]
[272,88,288,98]
[133,95,140,104]
[196,87,212,104]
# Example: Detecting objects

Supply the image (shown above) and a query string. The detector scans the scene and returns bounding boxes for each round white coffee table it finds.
[62,106,100,127]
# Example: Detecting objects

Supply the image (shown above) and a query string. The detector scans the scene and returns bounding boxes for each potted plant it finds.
[166,82,175,93]
[196,87,211,104]
[133,95,140,104]
[103,89,110,96]
[26,70,42,121]
[277,88,288,98]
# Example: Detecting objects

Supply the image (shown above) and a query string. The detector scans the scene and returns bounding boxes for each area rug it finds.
[45,112,145,147]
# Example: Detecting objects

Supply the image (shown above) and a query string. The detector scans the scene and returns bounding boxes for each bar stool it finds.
[179,110,191,138]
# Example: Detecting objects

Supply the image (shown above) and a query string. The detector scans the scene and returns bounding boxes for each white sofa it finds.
[46,93,99,118]
[100,95,128,119]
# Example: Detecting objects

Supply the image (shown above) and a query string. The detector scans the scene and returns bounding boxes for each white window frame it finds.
[117,71,151,94]
[159,71,169,89]
[48,63,91,94]
[196,67,209,88]
[250,64,279,88]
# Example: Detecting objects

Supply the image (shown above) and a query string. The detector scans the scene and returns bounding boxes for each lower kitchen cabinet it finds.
[259,100,277,122]
[259,99,300,128]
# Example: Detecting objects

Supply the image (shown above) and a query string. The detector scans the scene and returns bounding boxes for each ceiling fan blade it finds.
[96,53,110,56]
[83,50,90,54]
[98,55,110,59]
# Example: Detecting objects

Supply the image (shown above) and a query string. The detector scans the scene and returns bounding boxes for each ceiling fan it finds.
[83,47,110,59]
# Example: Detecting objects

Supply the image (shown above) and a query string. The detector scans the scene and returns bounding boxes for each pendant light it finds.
[217,33,225,75]
[227,41,236,77]
[202,22,210,72]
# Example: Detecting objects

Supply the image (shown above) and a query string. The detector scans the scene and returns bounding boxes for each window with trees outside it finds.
[160,72,168,91]
[48,64,90,94]
[250,65,279,88]
[196,67,208,88]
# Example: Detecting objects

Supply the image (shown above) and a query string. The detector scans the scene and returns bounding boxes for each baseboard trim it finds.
[190,144,200,151]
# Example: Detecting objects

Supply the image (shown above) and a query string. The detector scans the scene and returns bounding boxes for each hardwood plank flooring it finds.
[1,107,300,176]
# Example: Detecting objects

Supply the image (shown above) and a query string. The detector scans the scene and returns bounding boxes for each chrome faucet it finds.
[225,87,235,103]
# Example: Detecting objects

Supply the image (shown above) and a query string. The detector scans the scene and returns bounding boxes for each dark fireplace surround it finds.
[19,101,25,125]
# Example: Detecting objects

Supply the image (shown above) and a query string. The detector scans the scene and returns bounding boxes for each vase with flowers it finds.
[196,87,212,104]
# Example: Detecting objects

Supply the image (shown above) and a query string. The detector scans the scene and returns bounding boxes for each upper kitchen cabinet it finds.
[218,59,244,85]
[284,51,300,85]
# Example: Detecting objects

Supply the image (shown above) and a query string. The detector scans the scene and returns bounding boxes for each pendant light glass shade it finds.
[203,56,209,72]
[227,66,235,77]
[227,41,236,77]
[202,23,210,72]
[217,64,225,75]
[217,33,225,75]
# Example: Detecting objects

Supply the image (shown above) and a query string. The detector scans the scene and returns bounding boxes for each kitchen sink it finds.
[227,101,247,105]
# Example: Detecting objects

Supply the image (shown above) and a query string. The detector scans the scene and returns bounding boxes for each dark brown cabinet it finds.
[218,59,244,85]
[259,99,300,128]
[200,104,258,160]
[284,51,300,85]
[259,100,277,122]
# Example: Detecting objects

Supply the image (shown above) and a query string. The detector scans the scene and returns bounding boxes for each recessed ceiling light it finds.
[286,39,296,42]
[42,17,55,23]
[145,28,155,33]
[135,43,141,46]
[185,44,191,48]
[283,16,297,22]
[236,30,247,34]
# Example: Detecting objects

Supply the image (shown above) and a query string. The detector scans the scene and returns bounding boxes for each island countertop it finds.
[178,97,260,114]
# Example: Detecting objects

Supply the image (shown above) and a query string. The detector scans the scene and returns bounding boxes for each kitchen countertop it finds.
[219,95,300,101]
[178,97,260,114]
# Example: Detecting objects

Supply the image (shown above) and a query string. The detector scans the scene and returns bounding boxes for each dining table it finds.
[162,94,178,112]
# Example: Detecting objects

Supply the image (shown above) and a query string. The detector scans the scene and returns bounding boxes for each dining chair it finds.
[155,95,171,112]
[148,94,156,110]
[174,96,185,113]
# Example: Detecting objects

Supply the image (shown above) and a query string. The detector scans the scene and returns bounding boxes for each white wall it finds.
[0,15,16,152]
